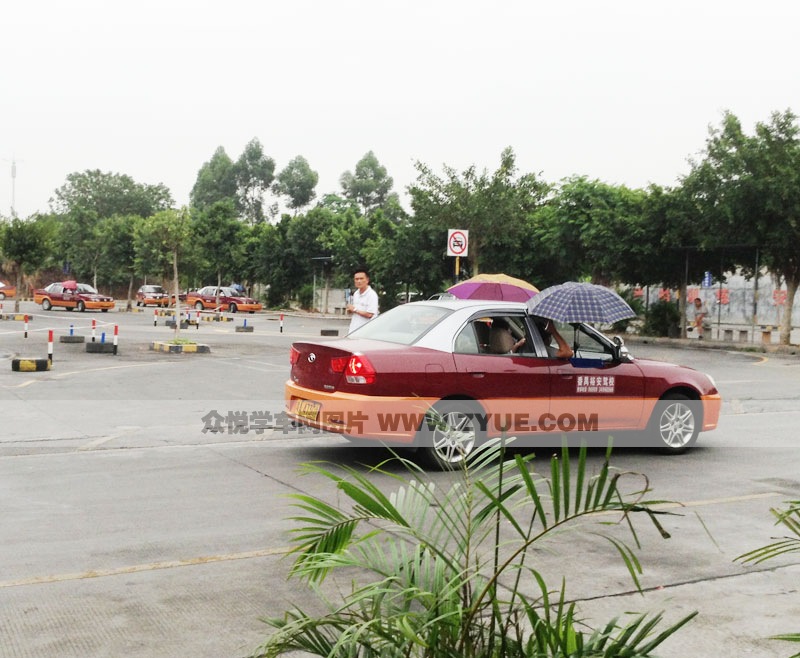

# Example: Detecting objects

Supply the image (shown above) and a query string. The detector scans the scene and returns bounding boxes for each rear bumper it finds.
[285,381,432,443]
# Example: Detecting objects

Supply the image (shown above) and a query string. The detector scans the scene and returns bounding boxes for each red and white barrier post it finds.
[91,319,97,343]
[280,312,284,333]
[154,309,158,327]
[48,329,54,363]
[113,324,119,355]
[24,314,29,339]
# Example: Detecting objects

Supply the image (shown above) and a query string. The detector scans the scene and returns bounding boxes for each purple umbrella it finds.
[447,273,539,302]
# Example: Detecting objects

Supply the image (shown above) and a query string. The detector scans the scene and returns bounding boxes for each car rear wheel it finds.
[42,298,52,311]
[416,400,484,470]
[229,303,238,313]
[195,301,204,311]
[0,292,5,300]
[649,393,700,454]
[77,301,86,312]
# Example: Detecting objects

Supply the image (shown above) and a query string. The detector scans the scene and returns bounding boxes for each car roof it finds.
[407,299,527,311]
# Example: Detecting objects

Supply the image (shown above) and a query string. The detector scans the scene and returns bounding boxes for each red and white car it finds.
[186,286,262,313]
[286,299,722,469]
[34,281,115,312]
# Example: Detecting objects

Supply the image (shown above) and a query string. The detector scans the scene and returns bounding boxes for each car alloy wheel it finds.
[77,301,86,312]
[417,400,484,470]
[229,303,237,313]
[652,393,700,454]
[42,298,52,311]
[195,301,204,311]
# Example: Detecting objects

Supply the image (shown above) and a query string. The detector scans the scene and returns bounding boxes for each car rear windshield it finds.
[349,304,451,345]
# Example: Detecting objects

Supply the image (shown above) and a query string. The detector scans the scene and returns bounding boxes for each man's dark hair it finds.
[353,267,370,278]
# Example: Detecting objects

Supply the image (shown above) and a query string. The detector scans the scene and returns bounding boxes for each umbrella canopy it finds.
[526,281,635,323]
[447,273,539,302]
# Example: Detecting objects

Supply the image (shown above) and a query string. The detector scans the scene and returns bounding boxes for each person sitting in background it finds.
[692,297,709,340]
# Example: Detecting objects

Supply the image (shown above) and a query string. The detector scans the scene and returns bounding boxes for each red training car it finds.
[285,299,722,469]
[34,281,115,312]
[186,286,262,313]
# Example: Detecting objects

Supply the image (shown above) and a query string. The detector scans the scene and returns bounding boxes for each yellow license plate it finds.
[295,399,321,421]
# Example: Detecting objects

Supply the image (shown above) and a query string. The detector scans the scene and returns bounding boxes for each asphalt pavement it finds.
[1,303,798,657]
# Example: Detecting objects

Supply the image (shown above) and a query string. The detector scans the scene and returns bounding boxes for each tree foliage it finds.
[234,138,276,224]
[684,110,800,344]
[409,147,550,278]
[273,155,319,212]
[340,151,395,216]
[190,147,238,211]
[0,215,54,311]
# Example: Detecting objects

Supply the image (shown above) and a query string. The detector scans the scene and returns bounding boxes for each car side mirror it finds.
[612,335,633,362]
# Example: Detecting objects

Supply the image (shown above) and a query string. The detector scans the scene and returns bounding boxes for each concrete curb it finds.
[59,335,86,343]
[86,342,116,354]
[150,341,210,354]
[12,357,51,371]
[626,334,800,356]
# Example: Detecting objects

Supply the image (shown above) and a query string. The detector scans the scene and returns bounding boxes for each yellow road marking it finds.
[0,546,291,589]
[2,492,785,590]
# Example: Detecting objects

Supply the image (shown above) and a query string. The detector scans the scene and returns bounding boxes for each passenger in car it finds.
[488,319,526,354]
[534,317,573,359]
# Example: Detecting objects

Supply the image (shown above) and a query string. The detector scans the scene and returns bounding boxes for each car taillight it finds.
[345,354,375,384]
[289,346,300,365]
[330,356,347,372]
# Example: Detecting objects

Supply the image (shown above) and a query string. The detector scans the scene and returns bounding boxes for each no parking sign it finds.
[447,229,469,257]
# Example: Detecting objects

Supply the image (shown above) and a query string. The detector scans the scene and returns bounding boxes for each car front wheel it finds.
[228,303,237,313]
[42,298,52,311]
[195,301,204,311]
[0,292,5,300]
[650,393,700,454]
[77,301,86,312]
[416,400,484,470]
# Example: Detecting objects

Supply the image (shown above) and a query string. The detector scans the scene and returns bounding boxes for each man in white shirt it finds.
[347,268,379,334]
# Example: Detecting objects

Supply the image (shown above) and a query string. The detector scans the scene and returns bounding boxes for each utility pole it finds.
[3,156,21,217]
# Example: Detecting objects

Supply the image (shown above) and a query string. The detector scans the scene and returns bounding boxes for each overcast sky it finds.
[2,0,798,219]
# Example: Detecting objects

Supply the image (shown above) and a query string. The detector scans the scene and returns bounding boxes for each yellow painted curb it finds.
[12,358,51,372]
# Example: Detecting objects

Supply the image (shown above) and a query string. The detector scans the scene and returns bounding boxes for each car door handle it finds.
[468,371,486,378]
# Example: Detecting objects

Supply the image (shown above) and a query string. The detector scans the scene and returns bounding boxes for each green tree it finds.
[192,199,245,292]
[51,170,172,218]
[0,216,54,312]
[137,208,192,335]
[234,138,276,224]
[340,151,394,216]
[94,214,140,308]
[532,176,647,286]
[51,170,172,282]
[409,147,549,276]
[273,155,319,213]
[684,109,800,344]
[190,147,237,211]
